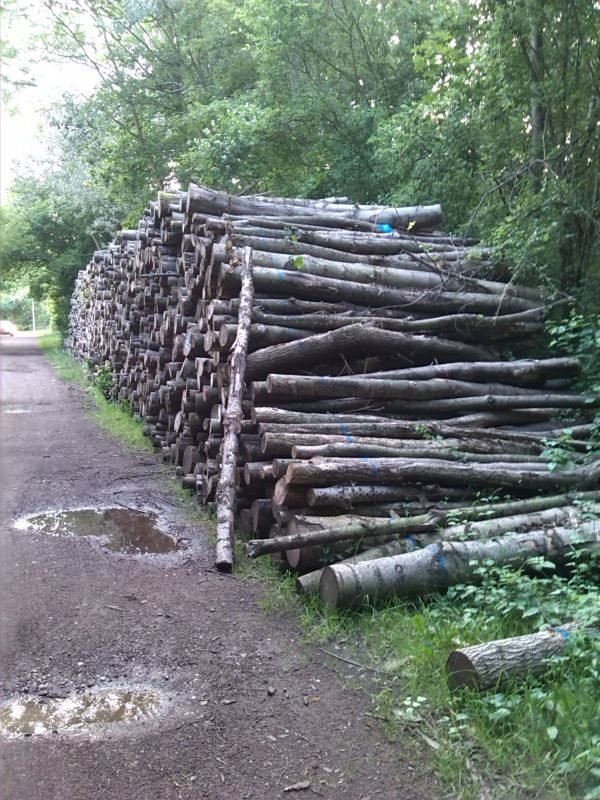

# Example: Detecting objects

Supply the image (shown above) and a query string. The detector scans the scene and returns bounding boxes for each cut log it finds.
[245,324,494,381]
[214,246,254,571]
[245,494,598,557]
[284,457,600,491]
[319,521,600,608]
[446,625,577,690]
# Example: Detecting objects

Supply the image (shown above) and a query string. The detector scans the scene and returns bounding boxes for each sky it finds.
[0,2,98,201]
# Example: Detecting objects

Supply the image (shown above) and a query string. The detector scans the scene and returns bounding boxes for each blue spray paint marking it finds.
[277,270,287,279]
[554,626,571,639]
[378,224,394,233]
[345,435,354,442]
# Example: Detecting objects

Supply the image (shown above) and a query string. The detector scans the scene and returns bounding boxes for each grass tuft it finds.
[39,333,152,452]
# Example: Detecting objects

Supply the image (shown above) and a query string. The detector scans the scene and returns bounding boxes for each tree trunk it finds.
[244,323,493,380]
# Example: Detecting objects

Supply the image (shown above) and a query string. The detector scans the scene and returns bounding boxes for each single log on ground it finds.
[319,522,600,609]
[446,625,577,690]
[214,246,254,571]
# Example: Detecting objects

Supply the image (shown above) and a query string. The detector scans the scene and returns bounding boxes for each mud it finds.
[0,687,163,738]
[14,507,182,555]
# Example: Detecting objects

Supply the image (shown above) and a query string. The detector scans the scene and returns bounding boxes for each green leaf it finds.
[547,725,559,741]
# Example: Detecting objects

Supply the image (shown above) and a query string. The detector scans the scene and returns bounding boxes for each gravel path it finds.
[0,333,438,800]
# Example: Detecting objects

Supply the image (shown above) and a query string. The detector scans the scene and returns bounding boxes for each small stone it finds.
[267,686,276,696]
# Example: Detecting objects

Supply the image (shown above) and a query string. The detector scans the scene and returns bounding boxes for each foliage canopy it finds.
[1,0,599,328]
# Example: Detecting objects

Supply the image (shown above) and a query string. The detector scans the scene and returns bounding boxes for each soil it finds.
[0,333,439,800]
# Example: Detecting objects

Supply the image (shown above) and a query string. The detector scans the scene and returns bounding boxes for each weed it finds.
[39,334,152,452]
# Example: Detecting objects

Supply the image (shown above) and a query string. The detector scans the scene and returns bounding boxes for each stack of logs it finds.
[69,182,600,612]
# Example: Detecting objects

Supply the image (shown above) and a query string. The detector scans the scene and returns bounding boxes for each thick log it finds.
[446,625,577,690]
[186,182,443,229]
[284,457,600,491]
[239,247,528,298]
[320,522,600,609]
[262,432,542,458]
[249,308,544,341]
[214,247,254,571]
[291,443,550,464]
[356,357,581,386]
[265,374,564,401]
[307,484,468,509]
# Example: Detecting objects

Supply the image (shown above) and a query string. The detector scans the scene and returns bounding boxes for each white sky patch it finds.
[1,2,98,201]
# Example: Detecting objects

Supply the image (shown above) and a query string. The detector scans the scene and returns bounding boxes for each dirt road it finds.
[0,333,437,800]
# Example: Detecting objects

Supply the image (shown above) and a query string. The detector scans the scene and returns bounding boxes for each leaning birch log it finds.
[446,625,577,690]
[214,246,254,571]
[319,522,600,609]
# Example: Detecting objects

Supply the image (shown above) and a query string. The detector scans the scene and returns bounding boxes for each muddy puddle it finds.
[14,507,183,555]
[0,688,163,738]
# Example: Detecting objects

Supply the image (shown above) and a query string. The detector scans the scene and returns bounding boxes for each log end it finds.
[445,650,480,691]
[214,557,234,573]
[319,565,342,609]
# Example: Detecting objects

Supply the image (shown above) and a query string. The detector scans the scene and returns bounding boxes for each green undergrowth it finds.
[38,333,152,452]
[240,550,600,800]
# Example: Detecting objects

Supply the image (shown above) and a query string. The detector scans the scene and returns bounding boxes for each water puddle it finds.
[14,507,182,555]
[2,405,32,414]
[0,688,163,738]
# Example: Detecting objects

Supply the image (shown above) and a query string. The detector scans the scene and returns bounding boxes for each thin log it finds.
[214,246,254,571]
[245,323,494,381]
